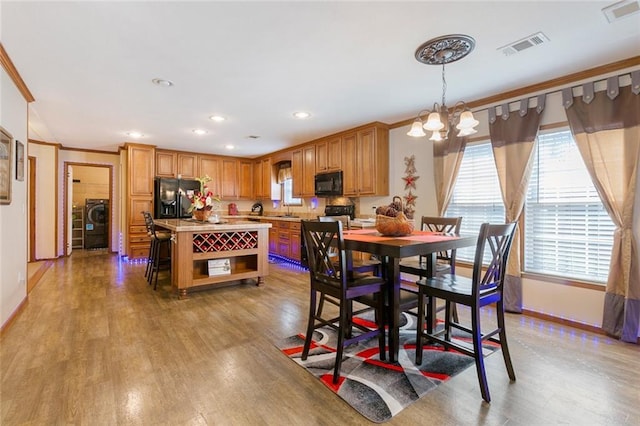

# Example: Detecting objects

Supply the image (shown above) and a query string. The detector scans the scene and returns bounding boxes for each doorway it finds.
[63,163,113,255]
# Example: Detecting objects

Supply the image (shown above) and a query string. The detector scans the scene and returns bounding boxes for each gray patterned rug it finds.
[278,313,499,423]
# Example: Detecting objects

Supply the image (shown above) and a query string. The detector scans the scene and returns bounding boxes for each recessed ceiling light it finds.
[126,131,144,138]
[152,78,174,87]
[225,144,235,150]
[210,115,227,122]
[293,111,311,119]
[192,129,208,135]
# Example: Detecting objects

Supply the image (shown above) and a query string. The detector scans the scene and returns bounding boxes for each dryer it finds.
[84,198,109,249]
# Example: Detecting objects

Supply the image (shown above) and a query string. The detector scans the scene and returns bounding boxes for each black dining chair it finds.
[316,215,382,316]
[301,220,387,384]
[414,222,517,403]
[398,216,463,322]
[142,211,171,290]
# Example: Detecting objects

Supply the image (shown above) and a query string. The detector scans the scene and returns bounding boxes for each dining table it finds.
[342,228,477,363]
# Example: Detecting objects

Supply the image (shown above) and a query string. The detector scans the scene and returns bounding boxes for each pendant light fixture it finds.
[407,34,479,140]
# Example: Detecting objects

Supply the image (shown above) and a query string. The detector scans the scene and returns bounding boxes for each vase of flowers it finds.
[187,175,221,221]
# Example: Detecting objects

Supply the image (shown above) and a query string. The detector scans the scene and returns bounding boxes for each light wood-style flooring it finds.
[1,250,639,425]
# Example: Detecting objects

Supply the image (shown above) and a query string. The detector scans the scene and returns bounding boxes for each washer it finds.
[84,198,109,249]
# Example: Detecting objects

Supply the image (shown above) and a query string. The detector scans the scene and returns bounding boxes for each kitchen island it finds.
[154,218,272,298]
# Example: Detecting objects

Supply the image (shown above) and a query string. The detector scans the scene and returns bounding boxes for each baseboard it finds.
[521,308,604,335]
[0,297,28,337]
[27,260,53,293]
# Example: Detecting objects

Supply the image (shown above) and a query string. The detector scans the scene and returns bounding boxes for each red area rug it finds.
[278,313,499,423]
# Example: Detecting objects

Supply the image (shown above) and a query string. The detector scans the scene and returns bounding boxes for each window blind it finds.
[524,130,613,283]
[446,142,505,262]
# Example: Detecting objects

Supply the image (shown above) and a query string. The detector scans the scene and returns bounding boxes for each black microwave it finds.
[315,171,343,197]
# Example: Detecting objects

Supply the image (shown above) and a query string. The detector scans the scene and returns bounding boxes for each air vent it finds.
[498,32,549,56]
[602,0,640,23]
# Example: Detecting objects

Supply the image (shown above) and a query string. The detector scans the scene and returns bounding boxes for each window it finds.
[524,129,613,283]
[282,178,302,206]
[446,142,505,261]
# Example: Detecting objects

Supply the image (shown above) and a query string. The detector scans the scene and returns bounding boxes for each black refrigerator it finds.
[154,178,202,219]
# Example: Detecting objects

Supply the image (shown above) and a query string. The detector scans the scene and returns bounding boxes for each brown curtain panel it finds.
[433,135,466,215]
[564,78,640,343]
[489,99,543,313]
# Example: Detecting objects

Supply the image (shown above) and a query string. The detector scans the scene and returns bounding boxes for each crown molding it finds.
[0,43,35,103]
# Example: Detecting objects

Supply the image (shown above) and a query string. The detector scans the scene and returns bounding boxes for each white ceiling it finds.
[2,1,639,158]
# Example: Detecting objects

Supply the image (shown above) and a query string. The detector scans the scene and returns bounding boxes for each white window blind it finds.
[524,130,613,283]
[446,142,505,262]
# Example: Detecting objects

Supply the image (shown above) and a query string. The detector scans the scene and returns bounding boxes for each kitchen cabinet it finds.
[342,124,389,197]
[291,145,316,197]
[221,158,238,199]
[277,221,291,258]
[155,150,177,177]
[238,159,254,200]
[289,221,301,261]
[123,143,155,259]
[316,136,342,172]
[254,160,264,199]
[178,153,197,179]
[197,155,221,196]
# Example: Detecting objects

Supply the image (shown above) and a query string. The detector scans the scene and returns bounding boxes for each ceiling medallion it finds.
[414,34,475,65]
[407,34,479,140]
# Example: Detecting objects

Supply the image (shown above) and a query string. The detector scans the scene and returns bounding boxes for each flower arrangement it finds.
[187,175,220,213]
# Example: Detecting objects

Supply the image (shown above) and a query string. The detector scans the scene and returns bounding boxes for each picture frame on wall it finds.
[16,140,24,181]
[0,126,12,205]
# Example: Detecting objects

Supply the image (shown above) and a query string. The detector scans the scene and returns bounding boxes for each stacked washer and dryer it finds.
[84,198,109,249]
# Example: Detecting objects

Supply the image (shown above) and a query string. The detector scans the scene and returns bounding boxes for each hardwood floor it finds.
[1,250,639,425]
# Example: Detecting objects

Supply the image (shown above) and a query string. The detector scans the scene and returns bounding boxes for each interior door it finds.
[66,165,73,255]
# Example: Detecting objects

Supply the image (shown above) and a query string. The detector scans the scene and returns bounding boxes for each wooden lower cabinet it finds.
[265,219,301,262]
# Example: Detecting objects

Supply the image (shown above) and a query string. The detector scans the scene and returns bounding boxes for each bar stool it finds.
[141,212,172,289]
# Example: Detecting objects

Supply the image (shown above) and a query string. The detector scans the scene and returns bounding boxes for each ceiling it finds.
[2,1,639,158]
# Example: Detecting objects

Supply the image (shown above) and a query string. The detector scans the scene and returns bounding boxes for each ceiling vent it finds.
[498,32,549,56]
[602,0,640,23]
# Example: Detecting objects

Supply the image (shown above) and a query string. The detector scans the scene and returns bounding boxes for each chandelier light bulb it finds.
[456,110,480,130]
[457,127,478,137]
[407,119,426,137]
[423,112,445,131]
[429,131,444,142]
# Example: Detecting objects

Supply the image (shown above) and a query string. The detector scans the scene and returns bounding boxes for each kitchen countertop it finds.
[154,218,272,232]
[222,214,377,229]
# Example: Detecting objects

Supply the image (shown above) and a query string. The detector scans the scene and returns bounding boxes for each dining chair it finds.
[141,211,172,290]
[414,222,518,403]
[316,215,382,316]
[398,216,463,321]
[301,220,386,384]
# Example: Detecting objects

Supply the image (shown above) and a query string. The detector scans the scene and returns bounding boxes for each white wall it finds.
[58,150,120,255]
[387,66,640,328]
[28,142,57,259]
[0,66,28,326]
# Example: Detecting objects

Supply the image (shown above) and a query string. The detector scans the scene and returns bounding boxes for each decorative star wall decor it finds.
[401,155,418,215]
[402,174,419,190]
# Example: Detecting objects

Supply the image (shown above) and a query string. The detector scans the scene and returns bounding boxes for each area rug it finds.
[277,313,499,423]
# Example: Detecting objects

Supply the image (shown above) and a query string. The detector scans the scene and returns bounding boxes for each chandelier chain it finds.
[441,63,447,107]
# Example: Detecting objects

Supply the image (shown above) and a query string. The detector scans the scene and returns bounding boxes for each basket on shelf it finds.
[193,209,212,222]
[375,196,415,237]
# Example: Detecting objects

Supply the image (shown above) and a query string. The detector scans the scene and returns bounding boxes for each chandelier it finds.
[407,34,479,141]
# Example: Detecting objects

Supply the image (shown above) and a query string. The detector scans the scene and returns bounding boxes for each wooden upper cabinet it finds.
[291,149,303,198]
[128,144,155,197]
[238,159,253,200]
[155,150,177,177]
[254,160,264,199]
[292,145,316,197]
[302,145,316,197]
[221,158,238,199]
[342,124,389,197]
[197,155,221,196]
[177,153,197,179]
[316,136,342,172]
